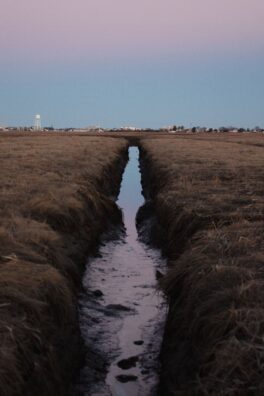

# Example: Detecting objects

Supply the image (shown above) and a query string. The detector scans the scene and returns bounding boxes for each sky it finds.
[1,0,264,128]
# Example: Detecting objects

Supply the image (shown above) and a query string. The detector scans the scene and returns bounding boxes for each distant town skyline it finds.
[1,0,264,128]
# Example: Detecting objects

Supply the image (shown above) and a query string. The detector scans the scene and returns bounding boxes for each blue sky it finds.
[1,52,263,129]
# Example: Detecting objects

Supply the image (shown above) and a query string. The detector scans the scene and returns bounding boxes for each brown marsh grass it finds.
[0,132,128,396]
[140,134,264,395]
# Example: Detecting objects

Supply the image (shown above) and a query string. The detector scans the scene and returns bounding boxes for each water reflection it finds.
[117,147,144,241]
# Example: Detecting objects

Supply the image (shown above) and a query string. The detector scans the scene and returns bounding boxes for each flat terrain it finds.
[0,133,128,396]
[140,133,264,395]
[1,131,264,396]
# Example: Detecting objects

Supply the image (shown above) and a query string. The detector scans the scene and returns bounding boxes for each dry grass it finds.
[0,132,128,396]
[139,134,264,395]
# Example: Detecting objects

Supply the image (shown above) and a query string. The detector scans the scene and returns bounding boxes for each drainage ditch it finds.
[76,147,167,396]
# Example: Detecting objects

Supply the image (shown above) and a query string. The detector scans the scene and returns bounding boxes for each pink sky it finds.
[1,0,264,62]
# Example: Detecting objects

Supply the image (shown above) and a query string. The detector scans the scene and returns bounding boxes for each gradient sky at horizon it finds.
[1,0,264,128]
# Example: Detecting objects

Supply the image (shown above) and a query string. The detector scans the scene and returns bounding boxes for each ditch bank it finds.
[137,142,264,395]
[0,139,128,396]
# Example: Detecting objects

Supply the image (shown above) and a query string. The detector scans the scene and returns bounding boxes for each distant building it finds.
[34,114,42,131]
[120,126,140,131]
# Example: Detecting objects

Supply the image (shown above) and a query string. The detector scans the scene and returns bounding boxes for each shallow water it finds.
[77,147,166,396]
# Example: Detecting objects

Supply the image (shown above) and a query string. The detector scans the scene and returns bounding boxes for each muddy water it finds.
[77,147,166,396]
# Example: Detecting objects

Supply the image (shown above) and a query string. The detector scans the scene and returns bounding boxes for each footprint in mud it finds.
[92,289,104,297]
[103,304,135,317]
[134,340,144,345]
[133,284,153,289]
[116,374,138,383]
[106,304,133,312]
[117,356,139,370]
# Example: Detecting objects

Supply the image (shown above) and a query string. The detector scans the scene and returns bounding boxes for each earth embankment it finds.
[138,135,264,395]
[0,133,128,396]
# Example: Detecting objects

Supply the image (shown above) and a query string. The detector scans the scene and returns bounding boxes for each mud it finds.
[76,147,166,396]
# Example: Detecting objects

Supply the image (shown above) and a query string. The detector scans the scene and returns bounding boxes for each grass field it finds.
[0,133,128,396]
[139,134,264,395]
[1,130,264,395]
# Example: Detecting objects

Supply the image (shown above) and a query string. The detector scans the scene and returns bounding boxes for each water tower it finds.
[34,114,41,131]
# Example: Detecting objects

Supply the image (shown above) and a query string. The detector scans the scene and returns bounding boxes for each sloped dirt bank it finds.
[0,135,128,396]
[137,137,264,395]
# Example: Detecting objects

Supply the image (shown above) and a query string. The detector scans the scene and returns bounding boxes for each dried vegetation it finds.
[140,134,264,395]
[0,133,128,396]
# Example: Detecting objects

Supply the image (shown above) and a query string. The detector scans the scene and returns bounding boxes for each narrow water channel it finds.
[76,147,166,396]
